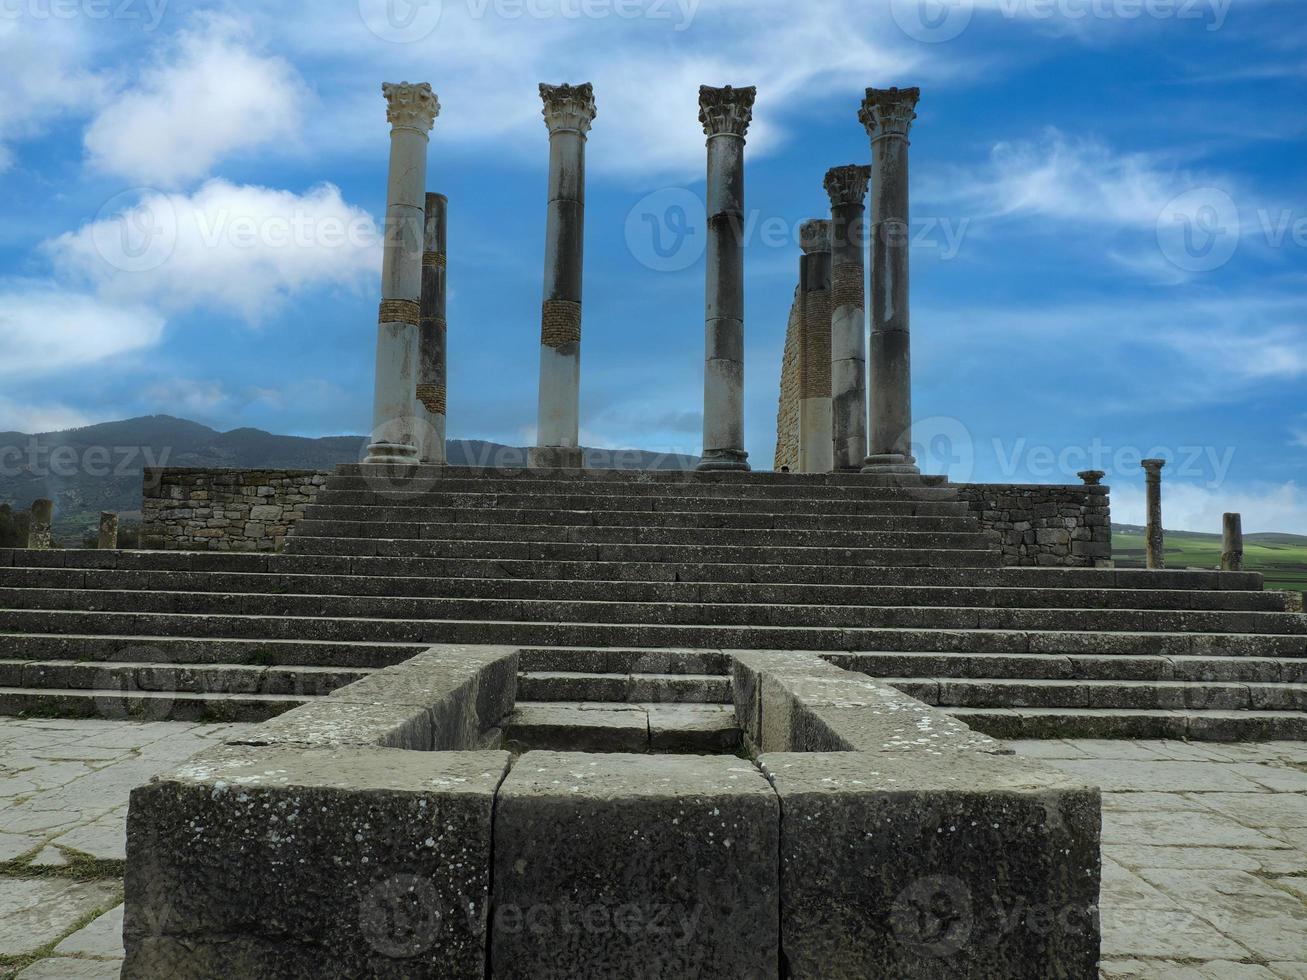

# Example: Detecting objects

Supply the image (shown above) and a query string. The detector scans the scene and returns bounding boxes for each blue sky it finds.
[1,0,1304,530]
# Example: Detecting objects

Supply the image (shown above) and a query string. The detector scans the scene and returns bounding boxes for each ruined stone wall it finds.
[954,483,1112,567]
[773,287,801,471]
[141,468,328,551]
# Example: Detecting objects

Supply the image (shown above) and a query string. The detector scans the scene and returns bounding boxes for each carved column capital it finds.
[699,85,756,139]
[824,164,872,206]
[859,86,919,141]
[383,82,440,133]
[800,219,831,254]
[540,82,597,135]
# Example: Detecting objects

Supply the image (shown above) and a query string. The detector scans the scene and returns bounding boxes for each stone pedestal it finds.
[98,512,119,550]
[530,83,596,471]
[697,85,756,473]
[27,499,53,550]
[798,220,833,474]
[1222,512,1243,572]
[365,82,440,465]
[824,165,870,472]
[860,87,920,476]
[1142,458,1166,569]
[417,192,448,466]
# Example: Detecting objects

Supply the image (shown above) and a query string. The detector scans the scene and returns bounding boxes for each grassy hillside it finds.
[1113,524,1307,594]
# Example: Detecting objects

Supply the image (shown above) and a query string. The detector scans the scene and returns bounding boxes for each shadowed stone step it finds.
[517,670,732,704]
[0,659,368,696]
[0,634,425,668]
[503,702,741,754]
[0,686,312,722]
[887,676,1307,711]
[949,706,1307,742]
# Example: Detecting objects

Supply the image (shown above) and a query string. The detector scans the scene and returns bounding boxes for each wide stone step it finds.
[890,676,1307,711]
[0,634,426,668]
[0,658,368,696]
[0,566,1282,612]
[283,536,1005,567]
[503,701,741,754]
[517,671,733,704]
[949,706,1307,741]
[0,686,311,722]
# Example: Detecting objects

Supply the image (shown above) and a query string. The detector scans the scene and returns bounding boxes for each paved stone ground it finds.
[0,721,1304,978]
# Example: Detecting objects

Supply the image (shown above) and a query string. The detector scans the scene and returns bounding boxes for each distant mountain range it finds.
[0,415,698,541]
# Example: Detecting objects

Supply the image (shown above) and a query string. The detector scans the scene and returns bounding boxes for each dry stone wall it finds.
[141,468,327,551]
[954,482,1112,567]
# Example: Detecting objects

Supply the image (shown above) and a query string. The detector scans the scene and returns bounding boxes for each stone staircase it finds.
[0,465,1303,739]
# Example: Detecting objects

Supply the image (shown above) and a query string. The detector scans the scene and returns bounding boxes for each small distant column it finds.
[1222,513,1244,572]
[364,82,440,465]
[28,499,53,550]
[417,192,448,466]
[824,164,871,472]
[98,512,119,550]
[1142,458,1166,569]
[860,87,921,476]
[798,220,833,474]
[531,82,596,471]
[697,84,756,472]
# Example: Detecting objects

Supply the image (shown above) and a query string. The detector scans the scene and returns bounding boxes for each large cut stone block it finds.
[123,745,510,979]
[490,751,779,979]
[759,751,1101,979]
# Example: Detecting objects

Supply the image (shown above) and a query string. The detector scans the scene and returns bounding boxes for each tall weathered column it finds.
[416,192,448,466]
[697,84,756,472]
[364,82,440,465]
[824,164,870,472]
[798,220,833,474]
[860,87,920,476]
[98,512,119,550]
[1222,512,1244,572]
[530,82,596,470]
[28,499,53,550]
[1142,458,1166,569]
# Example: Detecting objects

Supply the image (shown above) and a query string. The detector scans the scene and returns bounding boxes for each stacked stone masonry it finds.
[141,468,328,552]
[954,482,1112,567]
[772,288,802,471]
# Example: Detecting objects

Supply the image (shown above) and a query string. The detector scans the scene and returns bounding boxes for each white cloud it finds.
[0,395,96,434]
[142,379,230,417]
[0,283,164,377]
[83,20,308,186]
[44,179,381,321]
[1112,481,1307,535]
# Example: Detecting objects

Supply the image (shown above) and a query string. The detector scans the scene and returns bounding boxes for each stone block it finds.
[123,745,511,979]
[490,752,779,979]
[759,751,1101,979]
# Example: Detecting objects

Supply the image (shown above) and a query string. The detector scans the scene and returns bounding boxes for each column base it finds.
[697,450,751,472]
[529,446,584,470]
[363,442,419,465]
[859,453,919,476]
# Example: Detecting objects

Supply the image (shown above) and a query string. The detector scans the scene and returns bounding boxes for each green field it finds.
[1113,525,1307,594]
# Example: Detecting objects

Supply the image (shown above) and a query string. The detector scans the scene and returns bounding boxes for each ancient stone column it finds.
[697,84,756,472]
[364,82,440,465]
[416,192,448,466]
[1142,458,1166,569]
[824,164,870,472]
[98,512,119,550]
[1222,512,1244,572]
[530,82,596,471]
[860,87,921,476]
[28,499,53,550]
[798,220,833,474]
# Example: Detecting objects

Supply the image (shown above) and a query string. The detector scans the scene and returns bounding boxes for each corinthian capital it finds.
[539,82,597,135]
[800,219,831,254]
[824,164,872,206]
[699,85,756,139]
[859,86,920,140]
[383,82,440,132]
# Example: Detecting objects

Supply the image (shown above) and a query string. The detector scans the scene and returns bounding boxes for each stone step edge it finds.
[0,658,377,676]
[0,686,317,703]
[882,676,1307,693]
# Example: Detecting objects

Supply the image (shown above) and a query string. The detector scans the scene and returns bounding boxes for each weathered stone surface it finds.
[142,468,328,551]
[490,751,779,978]
[123,745,508,979]
[759,751,1101,979]
[954,483,1112,568]
[54,902,124,959]
[0,878,122,958]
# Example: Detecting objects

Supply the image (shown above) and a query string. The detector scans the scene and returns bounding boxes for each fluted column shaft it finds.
[366,82,440,464]
[860,87,920,475]
[698,85,756,472]
[798,220,833,474]
[531,83,596,470]
[825,165,870,472]
[417,192,448,465]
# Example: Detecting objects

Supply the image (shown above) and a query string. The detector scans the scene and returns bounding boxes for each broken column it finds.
[416,192,448,466]
[798,220,833,474]
[824,164,871,472]
[530,82,596,471]
[27,499,53,550]
[98,512,119,550]
[1142,458,1166,569]
[1222,512,1244,572]
[364,82,440,465]
[697,84,756,472]
[860,87,920,476]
